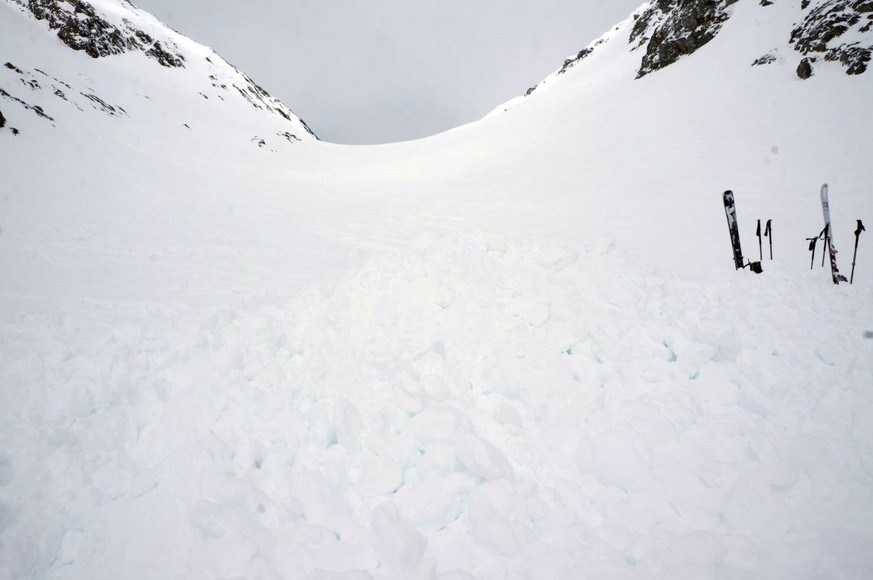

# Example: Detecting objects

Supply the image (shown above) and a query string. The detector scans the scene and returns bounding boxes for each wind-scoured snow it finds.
[1,0,873,579]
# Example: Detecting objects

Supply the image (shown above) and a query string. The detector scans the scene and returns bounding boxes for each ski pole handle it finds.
[852,220,865,284]
[807,237,818,270]
[756,219,763,261]
[821,224,831,268]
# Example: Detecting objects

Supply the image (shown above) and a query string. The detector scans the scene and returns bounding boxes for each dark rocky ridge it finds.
[525,0,872,98]
[2,0,318,142]
[630,0,739,79]
[790,0,873,75]
[631,0,872,78]
[24,0,185,67]
[557,38,609,77]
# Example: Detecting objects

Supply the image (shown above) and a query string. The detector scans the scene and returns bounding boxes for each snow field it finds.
[2,232,871,579]
[3,1,873,578]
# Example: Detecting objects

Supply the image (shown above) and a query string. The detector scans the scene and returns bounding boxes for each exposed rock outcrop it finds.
[791,0,873,76]
[797,56,816,78]
[2,0,318,140]
[559,32,614,76]
[752,50,779,65]
[0,86,55,122]
[630,0,739,78]
[1,61,123,122]
[23,0,185,67]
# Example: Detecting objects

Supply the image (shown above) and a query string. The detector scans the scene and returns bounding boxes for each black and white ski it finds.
[820,183,848,284]
[722,190,762,272]
[723,190,744,270]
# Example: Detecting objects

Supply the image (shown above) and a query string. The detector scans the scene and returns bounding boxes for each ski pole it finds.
[851,219,865,284]
[807,236,818,270]
[756,219,763,262]
[821,225,829,268]
[764,219,772,260]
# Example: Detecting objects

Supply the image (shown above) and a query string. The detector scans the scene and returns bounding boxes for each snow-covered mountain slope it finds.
[0,0,316,147]
[518,0,873,96]
[1,1,873,579]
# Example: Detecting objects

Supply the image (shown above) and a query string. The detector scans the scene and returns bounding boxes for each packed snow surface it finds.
[2,0,873,579]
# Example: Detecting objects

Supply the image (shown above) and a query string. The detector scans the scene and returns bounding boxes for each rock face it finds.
[790,0,873,76]
[1,0,318,143]
[752,50,779,66]
[22,0,185,67]
[524,0,873,98]
[630,0,739,78]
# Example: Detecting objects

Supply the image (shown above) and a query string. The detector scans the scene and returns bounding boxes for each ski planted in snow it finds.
[723,190,745,270]
[820,184,848,284]
[723,190,762,272]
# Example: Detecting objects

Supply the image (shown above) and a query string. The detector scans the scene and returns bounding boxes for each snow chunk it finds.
[370,503,428,572]
[455,429,515,482]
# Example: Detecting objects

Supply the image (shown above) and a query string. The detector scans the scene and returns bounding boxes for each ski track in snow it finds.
[2,233,872,579]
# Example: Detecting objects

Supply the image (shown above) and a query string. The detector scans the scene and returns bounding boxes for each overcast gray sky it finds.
[133,0,642,144]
